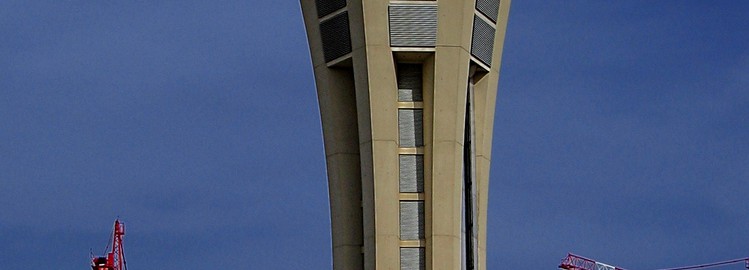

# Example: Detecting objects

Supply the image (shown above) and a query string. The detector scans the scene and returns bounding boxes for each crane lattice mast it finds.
[91,219,127,270]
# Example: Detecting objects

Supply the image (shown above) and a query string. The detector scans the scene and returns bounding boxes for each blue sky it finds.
[0,1,747,269]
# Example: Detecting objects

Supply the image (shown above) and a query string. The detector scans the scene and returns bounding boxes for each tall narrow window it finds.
[400,247,426,270]
[399,201,425,240]
[463,77,478,270]
[398,109,424,147]
[399,155,424,193]
[398,64,423,102]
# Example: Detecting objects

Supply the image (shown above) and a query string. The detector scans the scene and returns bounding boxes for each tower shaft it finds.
[300,1,510,269]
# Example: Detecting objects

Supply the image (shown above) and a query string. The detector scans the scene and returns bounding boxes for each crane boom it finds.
[559,253,626,270]
[653,257,749,270]
[560,253,749,270]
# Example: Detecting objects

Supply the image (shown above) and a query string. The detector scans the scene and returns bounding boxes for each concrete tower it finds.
[300,0,510,269]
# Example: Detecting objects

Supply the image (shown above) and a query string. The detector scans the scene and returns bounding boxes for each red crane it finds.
[91,219,127,270]
[560,253,749,270]
[560,253,626,270]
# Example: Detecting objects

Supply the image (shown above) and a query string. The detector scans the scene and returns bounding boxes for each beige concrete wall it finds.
[300,1,364,269]
[357,1,400,269]
[431,0,476,269]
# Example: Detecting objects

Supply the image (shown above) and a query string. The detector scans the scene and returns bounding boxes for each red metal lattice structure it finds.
[654,257,749,270]
[91,219,127,270]
[560,253,626,270]
[560,252,749,270]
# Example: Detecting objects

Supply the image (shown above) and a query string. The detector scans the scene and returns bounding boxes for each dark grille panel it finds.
[389,4,438,47]
[319,12,352,63]
[471,16,496,67]
[400,248,426,270]
[315,0,346,18]
[399,155,424,193]
[397,64,423,102]
[476,0,500,22]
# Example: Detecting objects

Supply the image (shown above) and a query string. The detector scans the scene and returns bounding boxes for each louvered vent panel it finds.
[471,16,496,66]
[319,12,352,63]
[397,64,423,102]
[398,109,424,147]
[389,5,438,47]
[315,0,346,18]
[400,201,425,240]
[399,155,424,193]
[476,0,500,22]
[400,248,426,270]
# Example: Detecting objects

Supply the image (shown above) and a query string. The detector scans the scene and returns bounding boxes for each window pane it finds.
[397,64,423,102]
[399,109,424,147]
[399,155,424,193]
[400,247,426,270]
[400,201,425,240]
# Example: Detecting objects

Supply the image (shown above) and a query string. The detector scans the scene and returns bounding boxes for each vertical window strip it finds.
[463,78,478,270]
[396,60,428,270]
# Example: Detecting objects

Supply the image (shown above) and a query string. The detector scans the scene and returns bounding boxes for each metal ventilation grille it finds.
[397,64,423,102]
[476,0,500,22]
[471,16,496,66]
[315,0,346,18]
[398,109,424,147]
[319,12,352,63]
[389,4,438,47]
[400,248,426,270]
[399,155,424,193]
[400,201,425,240]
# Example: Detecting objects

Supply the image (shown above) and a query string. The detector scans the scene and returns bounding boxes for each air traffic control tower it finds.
[300,0,510,269]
